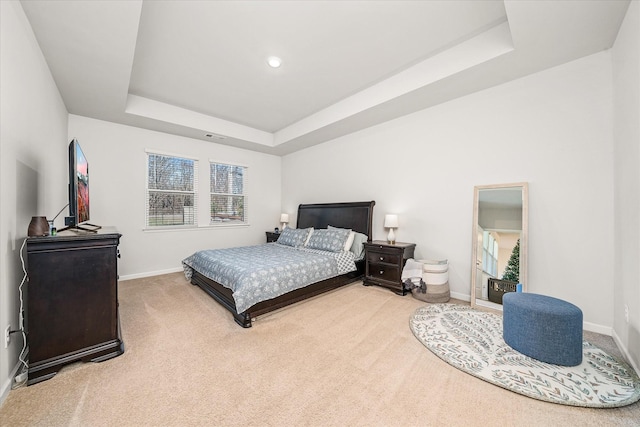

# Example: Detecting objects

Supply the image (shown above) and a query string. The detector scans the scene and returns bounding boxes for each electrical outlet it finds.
[624,305,629,323]
[4,325,10,348]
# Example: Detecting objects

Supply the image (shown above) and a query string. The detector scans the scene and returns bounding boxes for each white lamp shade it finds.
[280,213,289,223]
[384,214,398,228]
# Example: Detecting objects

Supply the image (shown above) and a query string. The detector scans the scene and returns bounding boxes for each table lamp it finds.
[384,214,398,244]
[280,213,289,230]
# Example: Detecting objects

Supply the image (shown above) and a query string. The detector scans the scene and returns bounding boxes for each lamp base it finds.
[387,228,396,245]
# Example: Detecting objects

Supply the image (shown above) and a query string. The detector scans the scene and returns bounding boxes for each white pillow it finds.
[344,231,355,251]
[304,228,314,246]
[350,232,369,260]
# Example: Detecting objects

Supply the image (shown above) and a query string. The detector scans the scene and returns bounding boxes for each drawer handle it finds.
[379,256,384,261]
[379,270,384,275]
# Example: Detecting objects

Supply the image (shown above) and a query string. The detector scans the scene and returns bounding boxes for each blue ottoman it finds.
[503,293,583,366]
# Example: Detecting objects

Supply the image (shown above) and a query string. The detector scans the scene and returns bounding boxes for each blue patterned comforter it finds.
[182,243,356,313]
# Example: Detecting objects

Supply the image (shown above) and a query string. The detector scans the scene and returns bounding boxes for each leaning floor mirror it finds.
[471,182,528,311]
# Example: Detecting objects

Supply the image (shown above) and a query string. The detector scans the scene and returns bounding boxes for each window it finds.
[210,161,247,224]
[146,152,198,227]
[482,230,498,277]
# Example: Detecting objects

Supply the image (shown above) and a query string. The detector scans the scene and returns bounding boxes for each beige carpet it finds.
[1,272,638,426]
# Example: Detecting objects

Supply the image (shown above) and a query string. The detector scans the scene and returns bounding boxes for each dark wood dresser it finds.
[26,228,124,385]
[363,241,416,295]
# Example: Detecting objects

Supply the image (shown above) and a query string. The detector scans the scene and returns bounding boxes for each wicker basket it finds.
[411,260,450,303]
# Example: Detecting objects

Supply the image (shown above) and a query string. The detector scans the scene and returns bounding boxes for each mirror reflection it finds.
[471,183,528,310]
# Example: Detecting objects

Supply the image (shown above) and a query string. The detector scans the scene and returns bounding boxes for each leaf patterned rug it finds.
[410,304,640,408]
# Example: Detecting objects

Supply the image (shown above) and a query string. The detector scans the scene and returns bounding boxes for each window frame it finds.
[145,150,199,229]
[209,160,248,226]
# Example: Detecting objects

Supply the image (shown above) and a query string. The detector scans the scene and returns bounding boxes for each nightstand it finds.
[266,231,280,243]
[363,241,416,295]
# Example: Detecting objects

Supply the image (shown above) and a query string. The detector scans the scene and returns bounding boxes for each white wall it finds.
[612,0,640,372]
[67,115,282,278]
[0,1,69,403]
[282,51,615,332]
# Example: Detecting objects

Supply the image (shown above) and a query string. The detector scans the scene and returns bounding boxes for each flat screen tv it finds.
[60,139,100,232]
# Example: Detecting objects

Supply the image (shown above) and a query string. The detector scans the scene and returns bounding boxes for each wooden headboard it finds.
[296,201,375,239]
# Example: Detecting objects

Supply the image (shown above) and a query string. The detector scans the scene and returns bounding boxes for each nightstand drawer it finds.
[363,241,416,295]
[367,243,403,253]
[368,264,401,283]
[366,251,401,265]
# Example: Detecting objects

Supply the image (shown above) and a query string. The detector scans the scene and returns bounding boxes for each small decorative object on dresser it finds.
[27,216,50,237]
[364,240,415,295]
[266,231,280,243]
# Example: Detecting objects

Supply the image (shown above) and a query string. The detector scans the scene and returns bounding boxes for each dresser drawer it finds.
[368,263,401,284]
[366,251,401,265]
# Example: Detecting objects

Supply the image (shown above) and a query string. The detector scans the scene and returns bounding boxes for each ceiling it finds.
[20,0,630,156]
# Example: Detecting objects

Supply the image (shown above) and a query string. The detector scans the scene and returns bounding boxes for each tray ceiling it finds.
[20,0,630,155]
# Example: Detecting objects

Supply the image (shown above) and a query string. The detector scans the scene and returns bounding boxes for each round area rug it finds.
[410,303,640,408]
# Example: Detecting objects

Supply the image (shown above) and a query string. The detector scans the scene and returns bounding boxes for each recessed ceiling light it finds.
[267,56,282,68]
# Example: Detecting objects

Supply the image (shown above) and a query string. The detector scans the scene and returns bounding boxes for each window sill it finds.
[207,222,250,228]
[143,223,250,232]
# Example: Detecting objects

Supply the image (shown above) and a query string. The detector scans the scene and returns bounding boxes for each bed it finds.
[184,201,375,327]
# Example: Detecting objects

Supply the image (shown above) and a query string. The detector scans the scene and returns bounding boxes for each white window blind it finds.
[146,152,198,227]
[210,162,247,224]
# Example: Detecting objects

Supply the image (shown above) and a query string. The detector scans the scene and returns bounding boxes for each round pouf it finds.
[503,293,583,366]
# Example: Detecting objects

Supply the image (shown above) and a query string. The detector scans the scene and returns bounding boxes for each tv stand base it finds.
[58,223,102,233]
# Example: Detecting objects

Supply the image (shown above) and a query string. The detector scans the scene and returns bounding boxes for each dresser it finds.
[363,241,416,295]
[26,228,124,384]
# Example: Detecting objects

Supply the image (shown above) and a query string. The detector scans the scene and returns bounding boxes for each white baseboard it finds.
[0,376,11,409]
[583,321,612,336]
[450,291,471,302]
[612,329,640,377]
[455,293,614,337]
[0,359,24,408]
[119,267,184,281]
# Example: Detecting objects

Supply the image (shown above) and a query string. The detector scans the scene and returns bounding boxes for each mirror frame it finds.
[471,182,528,310]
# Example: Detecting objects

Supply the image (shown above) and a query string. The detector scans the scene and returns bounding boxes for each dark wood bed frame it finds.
[190,201,375,327]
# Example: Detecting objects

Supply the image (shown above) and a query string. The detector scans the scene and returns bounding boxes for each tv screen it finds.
[60,139,100,233]
[73,140,90,224]
[61,139,101,232]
